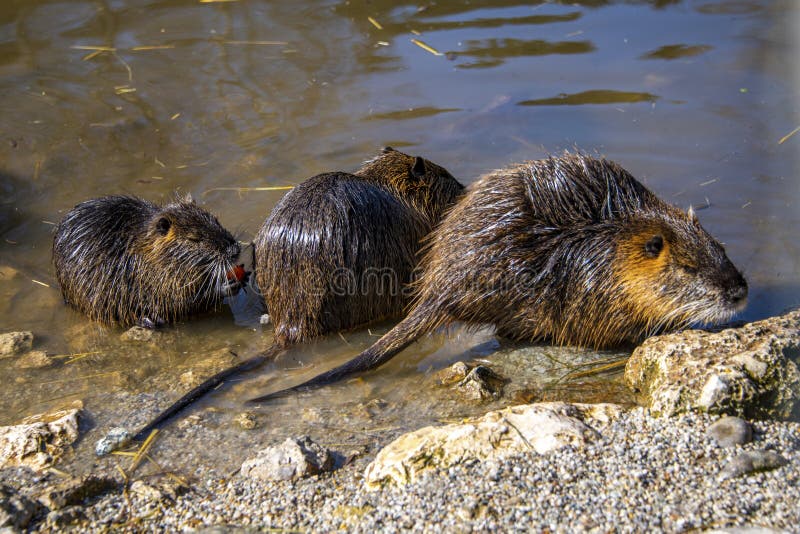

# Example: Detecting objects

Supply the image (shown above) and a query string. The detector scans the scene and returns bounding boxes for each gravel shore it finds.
[5,407,796,532]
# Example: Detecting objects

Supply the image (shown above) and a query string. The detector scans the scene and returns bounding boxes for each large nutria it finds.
[53,195,243,327]
[251,153,748,401]
[255,146,464,345]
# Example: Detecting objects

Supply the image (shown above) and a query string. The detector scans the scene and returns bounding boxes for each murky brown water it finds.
[1,0,798,473]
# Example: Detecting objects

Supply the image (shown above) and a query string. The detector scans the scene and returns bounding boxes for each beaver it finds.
[255,146,464,345]
[53,194,243,327]
[250,153,748,401]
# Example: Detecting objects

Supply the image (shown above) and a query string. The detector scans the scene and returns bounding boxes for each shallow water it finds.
[0,0,798,472]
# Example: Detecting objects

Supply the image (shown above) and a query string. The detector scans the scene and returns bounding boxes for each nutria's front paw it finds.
[137,317,164,329]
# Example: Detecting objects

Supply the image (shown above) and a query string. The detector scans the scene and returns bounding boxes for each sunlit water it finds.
[0,0,798,473]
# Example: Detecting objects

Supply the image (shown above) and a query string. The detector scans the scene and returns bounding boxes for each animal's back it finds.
[53,196,156,324]
[255,172,429,345]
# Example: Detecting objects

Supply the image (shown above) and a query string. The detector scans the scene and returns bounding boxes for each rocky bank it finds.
[0,310,798,532]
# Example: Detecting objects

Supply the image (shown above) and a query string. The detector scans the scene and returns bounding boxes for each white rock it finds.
[0,331,33,357]
[240,436,334,482]
[364,402,622,488]
[625,310,800,419]
[0,401,83,470]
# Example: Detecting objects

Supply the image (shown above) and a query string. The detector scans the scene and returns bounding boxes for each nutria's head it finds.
[613,206,747,334]
[354,146,464,222]
[139,195,242,300]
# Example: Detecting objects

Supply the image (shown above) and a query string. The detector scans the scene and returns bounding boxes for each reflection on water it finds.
[518,89,659,106]
[0,0,798,470]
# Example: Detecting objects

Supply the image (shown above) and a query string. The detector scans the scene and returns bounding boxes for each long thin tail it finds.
[127,344,281,438]
[247,309,433,403]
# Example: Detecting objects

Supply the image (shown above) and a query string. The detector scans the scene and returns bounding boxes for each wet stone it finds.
[94,427,131,457]
[437,361,471,385]
[719,450,789,480]
[437,361,509,402]
[179,349,239,389]
[129,477,188,503]
[0,483,42,529]
[707,416,753,447]
[0,331,33,358]
[355,398,388,419]
[0,402,83,470]
[37,475,120,510]
[15,350,54,369]
[240,436,334,482]
[120,326,157,343]
[234,412,258,430]
[45,505,86,528]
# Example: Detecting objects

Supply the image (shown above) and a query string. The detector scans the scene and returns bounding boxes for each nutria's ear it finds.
[183,193,195,204]
[382,146,395,154]
[644,235,664,258]
[155,217,171,236]
[411,157,427,179]
[687,205,698,223]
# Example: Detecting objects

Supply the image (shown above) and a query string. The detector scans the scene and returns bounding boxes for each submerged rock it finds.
[437,361,508,402]
[0,331,33,357]
[120,326,157,343]
[240,436,334,482]
[624,310,800,420]
[16,350,54,369]
[179,349,239,388]
[364,402,623,488]
[0,401,83,470]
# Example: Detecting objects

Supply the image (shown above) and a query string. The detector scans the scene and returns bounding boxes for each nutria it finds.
[53,195,243,327]
[98,149,463,449]
[251,153,748,401]
[255,146,464,345]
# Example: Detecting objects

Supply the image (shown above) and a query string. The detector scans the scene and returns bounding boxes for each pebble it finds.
[708,416,753,447]
[94,427,130,457]
[719,450,789,480]
[0,483,41,529]
[120,326,156,343]
[0,331,33,357]
[240,436,334,482]
[15,350,54,369]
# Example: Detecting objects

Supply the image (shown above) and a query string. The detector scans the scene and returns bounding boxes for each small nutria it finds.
[251,153,748,400]
[53,195,243,327]
[254,146,464,345]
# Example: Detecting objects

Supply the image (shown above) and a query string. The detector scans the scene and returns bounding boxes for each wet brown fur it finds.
[254,147,463,345]
[252,153,748,399]
[53,195,241,326]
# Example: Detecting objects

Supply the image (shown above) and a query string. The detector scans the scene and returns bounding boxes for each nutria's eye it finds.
[155,217,171,236]
[644,235,663,258]
[411,157,427,179]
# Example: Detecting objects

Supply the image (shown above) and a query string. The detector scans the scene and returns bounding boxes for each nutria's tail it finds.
[95,345,283,455]
[133,346,283,440]
[247,308,435,403]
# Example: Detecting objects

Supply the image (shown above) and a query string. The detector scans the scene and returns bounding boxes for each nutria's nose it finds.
[725,273,748,305]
